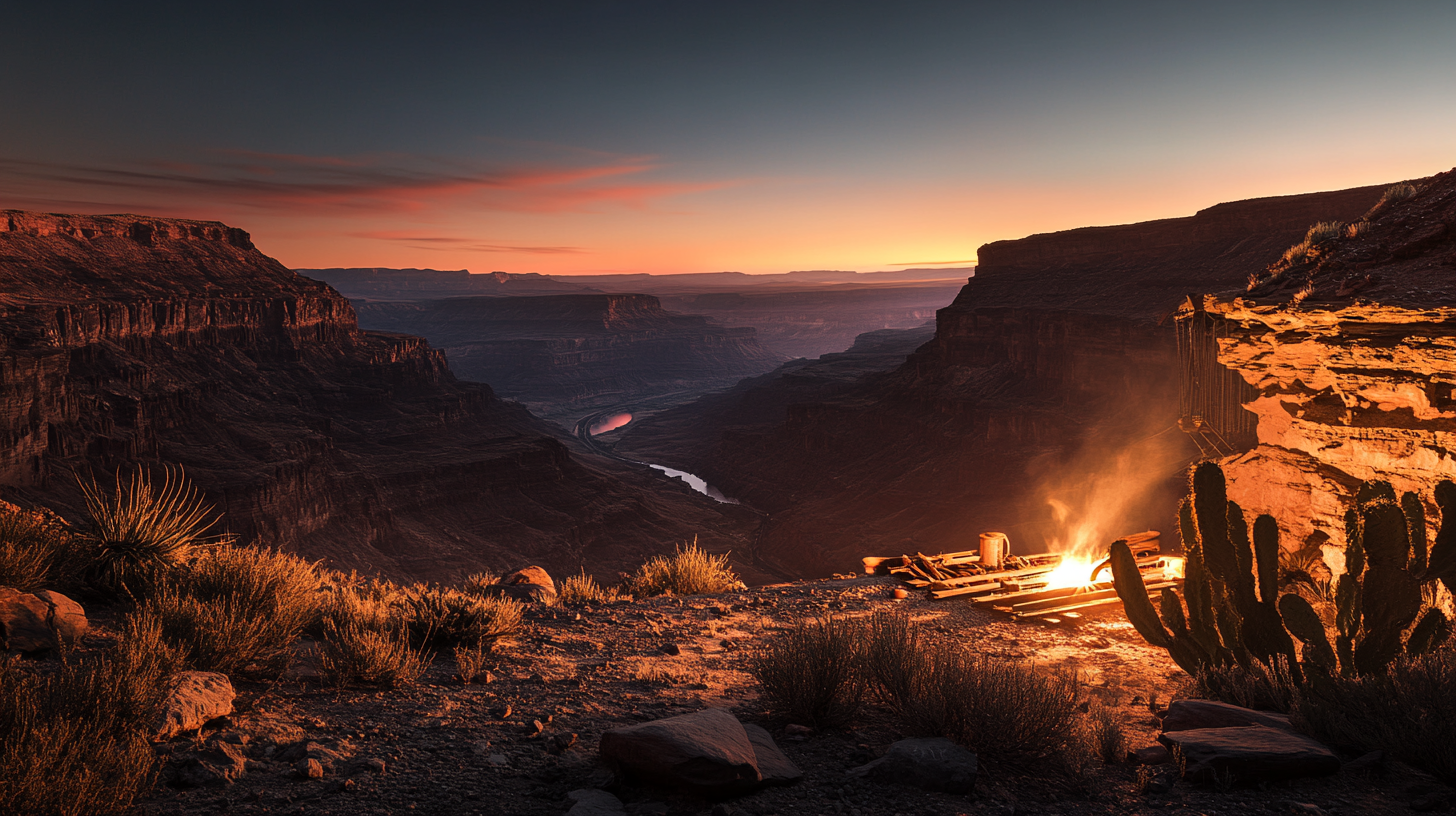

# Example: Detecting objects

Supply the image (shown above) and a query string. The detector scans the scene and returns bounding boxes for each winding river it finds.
[579,411,739,505]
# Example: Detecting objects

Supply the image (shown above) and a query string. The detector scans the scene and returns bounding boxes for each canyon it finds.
[614,183,1396,577]
[350,294,783,420]
[0,211,758,583]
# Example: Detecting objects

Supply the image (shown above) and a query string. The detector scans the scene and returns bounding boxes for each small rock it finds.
[496,705,513,719]
[34,590,88,643]
[566,788,627,816]
[1343,750,1384,775]
[296,758,324,780]
[171,741,249,788]
[742,724,802,785]
[362,758,387,775]
[599,708,761,795]
[1160,699,1292,733]
[0,587,55,652]
[784,724,813,737]
[551,732,579,754]
[847,737,977,794]
[531,719,547,734]
[486,753,509,767]
[1283,803,1327,816]
[659,642,681,656]
[892,588,909,600]
[152,672,236,741]
[1159,725,1339,783]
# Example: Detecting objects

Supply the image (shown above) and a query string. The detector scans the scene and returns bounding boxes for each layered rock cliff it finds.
[1205,169,1456,560]
[351,295,783,418]
[616,183,1391,576]
[0,211,756,581]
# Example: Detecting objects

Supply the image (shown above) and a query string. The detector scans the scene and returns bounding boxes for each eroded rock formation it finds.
[0,211,755,581]
[1208,168,1456,559]
[353,294,783,417]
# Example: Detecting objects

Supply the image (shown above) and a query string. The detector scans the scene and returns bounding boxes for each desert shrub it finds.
[750,616,866,729]
[1304,221,1344,245]
[1279,240,1311,266]
[1292,648,1456,784]
[1085,702,1128,763]
[1194,657,1298,715]
[863,609,925,709]
[78,468,231,598]
[318,620,430,688]
[458,571,501,598]
[135,546,321,678]
[1345,220,1371,239]
[557,570,624,604]
[0,618,176,815]
[1365,182,1419,218]
[0,502,84,593]
[404,585,522,650]
[454,643,492,684]
[627,542,743,597]
[898,643,1081,764]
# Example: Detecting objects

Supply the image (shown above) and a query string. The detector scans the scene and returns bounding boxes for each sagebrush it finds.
[0,502,83,593]
[627,542,743,597]
[751,616,866,729]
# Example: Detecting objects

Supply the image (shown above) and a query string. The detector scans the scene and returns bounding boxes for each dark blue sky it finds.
[3,1,1453,273]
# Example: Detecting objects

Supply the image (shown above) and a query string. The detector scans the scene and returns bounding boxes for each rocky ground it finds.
[98,576,1452,816]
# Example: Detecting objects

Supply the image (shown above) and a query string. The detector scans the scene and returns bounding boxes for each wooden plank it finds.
[927,556,1061,590]
[1013,581,1179,618]
[929,565,1061,597]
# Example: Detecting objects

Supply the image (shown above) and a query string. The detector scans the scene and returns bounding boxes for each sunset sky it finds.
[3,2,1454,275]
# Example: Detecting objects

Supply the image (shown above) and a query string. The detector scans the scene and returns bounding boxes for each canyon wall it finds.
[1208,168,1456,564]
[616,184,1390,576]
[0,211,756,582]
[352,295,783,417]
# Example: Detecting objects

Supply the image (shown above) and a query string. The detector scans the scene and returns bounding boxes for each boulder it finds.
[566,788,627,816]
[742,724,802,785]
[496,566,558,604]
[1131,744,1172,765]
[34,590,88,642]
[847,737,978,794]
[153,671,236,741]
[599,708,761,794]
[1159,725,1339,783]
[171,741,248,788]
[1160,699,1292,733]
[0,587,54,652]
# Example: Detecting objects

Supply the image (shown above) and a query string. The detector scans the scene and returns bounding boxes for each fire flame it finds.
[1043,554,1103,590]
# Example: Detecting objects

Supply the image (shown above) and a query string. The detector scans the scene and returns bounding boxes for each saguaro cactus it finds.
[1114,463,1454,680]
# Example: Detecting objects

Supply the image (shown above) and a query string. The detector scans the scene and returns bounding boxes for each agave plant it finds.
[78,467,231,596]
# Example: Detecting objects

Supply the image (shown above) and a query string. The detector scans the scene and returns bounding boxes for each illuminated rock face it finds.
[1215,299,1456,555]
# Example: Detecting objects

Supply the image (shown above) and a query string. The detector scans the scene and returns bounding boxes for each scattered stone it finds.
[1283,802,1328,816]
[362,758,387,775]
[892,588,909,600]
[495,566,558,604]
[599,708,761,795]
[846,737,978,794]
[783,724,813,737]
[152,671,236,741]
[1160,699,1292,733]
[1131,744,1172,765]
[171,741,249,788]
[532,719,547,734]
[496,705,513,719]
[551,733,579,754]
[1343,750,1385,776]
[0,587,55,652]
[1159,725,1339,783]
[487,753,509,767]
[33,590,88,642]
[742,723,802,786]
[658,642,681,656]
[296,758,324,780]
[566,788,626,816]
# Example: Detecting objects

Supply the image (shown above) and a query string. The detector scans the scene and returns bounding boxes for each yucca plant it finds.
[78,467,232,597]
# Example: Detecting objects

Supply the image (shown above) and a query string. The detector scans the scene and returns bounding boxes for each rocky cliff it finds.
[351,294,784,418]
[1204,169,1456,564]
[615,183,1391,576]
[299,268,598,299]
[0,211,756,581]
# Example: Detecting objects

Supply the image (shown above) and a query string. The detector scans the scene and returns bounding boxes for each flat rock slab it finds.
[599,708,761,795]
[566,788,627,816]
[847,737,977,794]
[34,590,88,642]
[154,671,236,741]
[1161,699,1292,733]
[0,587,53,652]
[1160,725,1339,783]
[742,723,803,785]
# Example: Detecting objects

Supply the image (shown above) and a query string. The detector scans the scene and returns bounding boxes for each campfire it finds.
[863,530,1186,623]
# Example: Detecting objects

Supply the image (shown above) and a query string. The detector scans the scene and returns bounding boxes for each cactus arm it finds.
[1110,539,1171,648]
[1183,550,1222,657]
[1362,501,1411,570]
[1344,507,1366,579]
[1406,608,1451,656]
[1402,492,1429,577]
[1160,586,1189,636]
[1427,481,1456,582]
[1356,566,1423,674]
[1193,463,1236,585]
[1252,515,1281,605]
[1278,593,1337,673]
[1228,501,1259,615]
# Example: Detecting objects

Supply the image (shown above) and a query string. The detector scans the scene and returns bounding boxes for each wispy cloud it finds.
[0,149,736,217]
[349,230,585,254]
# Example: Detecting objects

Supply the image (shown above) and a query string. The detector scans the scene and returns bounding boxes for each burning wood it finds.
[863,530,1185,622]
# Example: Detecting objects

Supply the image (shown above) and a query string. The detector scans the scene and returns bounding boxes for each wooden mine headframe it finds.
[1175,296,1258,458]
